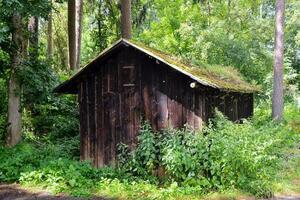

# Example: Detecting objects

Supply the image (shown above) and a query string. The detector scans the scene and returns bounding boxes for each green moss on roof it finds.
[55,38,260,94]
[128,39,260,93]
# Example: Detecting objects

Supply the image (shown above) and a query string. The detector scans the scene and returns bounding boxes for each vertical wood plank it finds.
[194,91,203,130]
[94,75,98,167]
[79,81,85,161]
[249,93,254,117]
[232,94,238,121]
[88,75,96,165]
[96,68,104,167]
[186,88,195,129]
[132,52,142,144]
[167,72,182,129]
[85,79,90,160]
[156,67,168,130]
[156,90,168,130]
[151,61,158,132]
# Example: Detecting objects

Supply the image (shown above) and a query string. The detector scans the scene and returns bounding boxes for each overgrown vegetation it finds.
[0,104,299,199]
[0,0,300,199]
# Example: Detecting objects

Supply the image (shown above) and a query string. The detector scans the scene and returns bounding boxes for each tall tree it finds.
[121,0,132,39]
[272,0,285,121]
[75,0,83,69]
[68,0,76,70]
[6,11,26,147]
[47,5,53,59]
[28,16,39,59]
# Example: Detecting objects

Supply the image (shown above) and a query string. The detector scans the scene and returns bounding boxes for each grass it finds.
[273,147,300,196]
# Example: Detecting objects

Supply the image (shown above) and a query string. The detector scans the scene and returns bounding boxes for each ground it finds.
[1,184,300,200]
[0,184,108,200]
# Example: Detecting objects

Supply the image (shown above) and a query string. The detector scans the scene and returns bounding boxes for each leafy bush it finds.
[20,159,96,196]
[0,78,7,143]
[0,136,80,183]
[118,122,158,179]
[17,59,79,141]
[118,107,300,197]
[19,156,134,196]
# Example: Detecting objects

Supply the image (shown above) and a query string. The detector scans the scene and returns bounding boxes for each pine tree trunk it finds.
[68,0,76,70]
[47,8,53,59]
[75,0,83,70]
[272,0,285,121]
[6,11,25,147]
[121,0,132,39]
[28,16,39,59]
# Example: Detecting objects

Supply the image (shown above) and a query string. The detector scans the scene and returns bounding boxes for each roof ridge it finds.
[54,38,260,94]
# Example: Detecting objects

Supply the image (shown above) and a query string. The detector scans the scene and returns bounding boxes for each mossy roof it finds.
[54,38,260,94]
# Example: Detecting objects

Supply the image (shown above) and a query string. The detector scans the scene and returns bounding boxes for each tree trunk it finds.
[121,0,132,39]
[272,0,285,121]
[47,8,53,59]
[75,0,83,70]
[68,0,76,70]
[6,11,25,147]
[28,16,39,59]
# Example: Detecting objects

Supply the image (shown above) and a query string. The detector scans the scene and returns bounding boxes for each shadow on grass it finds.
[0,184,111,200]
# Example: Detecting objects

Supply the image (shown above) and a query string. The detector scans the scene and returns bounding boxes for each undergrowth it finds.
[0,104,299,199]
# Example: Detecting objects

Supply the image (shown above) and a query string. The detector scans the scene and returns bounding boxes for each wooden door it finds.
[119,49,141,148]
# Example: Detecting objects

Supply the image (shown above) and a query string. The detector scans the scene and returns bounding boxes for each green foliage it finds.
[0,137,81,182]
[118,122,157,179]
[0,0,299,199]
[14,57,79,139]
[20,159,96,196]
[137,0,274,84]
[133,0,300,88]
[0,104,299,199]
[0,79,7,142]
[118,106,300,197]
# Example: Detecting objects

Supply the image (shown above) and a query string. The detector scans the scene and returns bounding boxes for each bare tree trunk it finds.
[68,0,76,70]
[121,0,132,39]
[28,16,39,59]
[47,8,53,59]
[75,0,83,70]
[272,0,285,121]
[6,11,25,147]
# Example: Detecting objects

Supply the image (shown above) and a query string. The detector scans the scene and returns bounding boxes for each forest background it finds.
[0,0,300,199]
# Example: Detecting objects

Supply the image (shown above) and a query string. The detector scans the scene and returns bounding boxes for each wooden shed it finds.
[54,39,259,167]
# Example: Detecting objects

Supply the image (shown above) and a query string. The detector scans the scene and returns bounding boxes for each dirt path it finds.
[269,196,300,200]
[0,184,109,200]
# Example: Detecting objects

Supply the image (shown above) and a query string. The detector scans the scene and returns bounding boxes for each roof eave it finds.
[54,38,259,94]
[53,39,127,94]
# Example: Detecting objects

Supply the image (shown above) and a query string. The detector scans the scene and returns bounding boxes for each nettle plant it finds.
[118,122,157,179]
[117,111,296,197]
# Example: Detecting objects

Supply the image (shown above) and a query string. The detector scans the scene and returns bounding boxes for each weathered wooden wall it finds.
[78,46,254,167]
